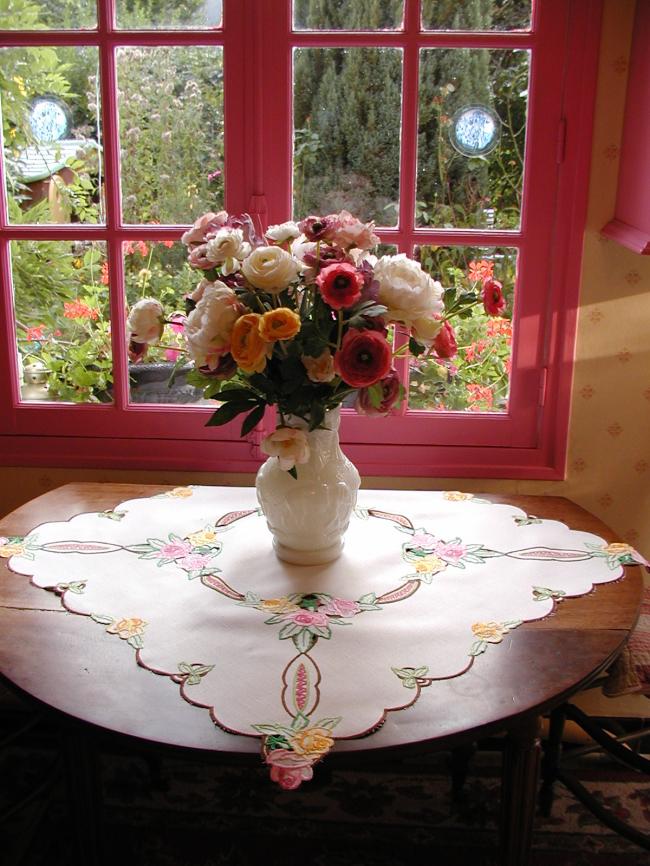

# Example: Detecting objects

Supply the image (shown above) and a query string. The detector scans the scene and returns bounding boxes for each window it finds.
[0,0,602,477]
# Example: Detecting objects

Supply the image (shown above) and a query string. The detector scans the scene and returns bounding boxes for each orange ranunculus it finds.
[231,313,269,374]
[259,308,301,342]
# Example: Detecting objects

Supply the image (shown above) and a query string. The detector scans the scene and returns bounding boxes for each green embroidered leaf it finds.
[357,592,377,605]
[503,619,523,629]
[90,613,114,625]
[244,591,262,605]
[290,712,310,732]
[264,734,292,750]
[292,630,317,654]
[186,675,201,686]
[354,508,370,520]
[391,665,428,683]
[252,724,294,736]
[532,586,566,601]
[127,634,144,650]
[308,625,332,639]
[312,716,341,731]
[413,666,429,678]
[469,640,487,656]
[264,614,290,625]
[278,622,303,640]
[67,581,86,594]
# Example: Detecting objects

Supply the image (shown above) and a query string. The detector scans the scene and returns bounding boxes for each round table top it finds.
[0,482,643,759]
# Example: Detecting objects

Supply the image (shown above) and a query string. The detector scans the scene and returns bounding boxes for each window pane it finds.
[408,245,516,413]
[0,0,97,29]
[115,0,221,29]
[421,0,531,31]
[293,47,402,225]
[124,239,206,405]
[2,46,103,225]
[13,240,112,403]
[293,0,403,30]
[417,48,529,229]
[117,47,224,225]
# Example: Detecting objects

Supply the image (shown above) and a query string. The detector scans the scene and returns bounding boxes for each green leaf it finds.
[217,387,258,403]
[293,630,317,654]
[290,712,310,731]
[240,403,266,437]
[288,466,298,480]
[205,401,254,427]
[409,337,426,357]
[90,613,114,625]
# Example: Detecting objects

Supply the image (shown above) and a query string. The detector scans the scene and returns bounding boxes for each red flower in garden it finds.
[482,278,507,315]
[432,320,457,359]
[63,300,99,321]
[25,325,45,341]
[100,261,110,285]
[316,263,363,310]
[468,259,494,282]
[334,329,392,388]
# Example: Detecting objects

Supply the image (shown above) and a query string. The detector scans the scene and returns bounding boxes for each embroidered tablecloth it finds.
[4,486,646,790]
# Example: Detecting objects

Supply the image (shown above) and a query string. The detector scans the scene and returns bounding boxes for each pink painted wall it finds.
[1,0,648,559]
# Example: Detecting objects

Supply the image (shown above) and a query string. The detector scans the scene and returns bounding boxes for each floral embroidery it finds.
[126,528,222,579]
[166,487,194,498]
[443,491,474,502]
[176,662,214,686]
[586,541,649,568]
[532,586,566,602]
[401,527,499,575]
[469,620,522,656]
[98,509,127,521]
[392,666,431,689]
[0,535,39,560]
[254,713,340,790]
[514,514,543,526]
[55,581,87,595]
[91,614,147,649]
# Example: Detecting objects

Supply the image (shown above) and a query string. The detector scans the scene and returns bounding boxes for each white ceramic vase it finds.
[255,407,361,565]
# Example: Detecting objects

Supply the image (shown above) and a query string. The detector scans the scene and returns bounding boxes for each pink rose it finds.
[160,540,193,559]
[320,598,361,618]
[179,553,212,571]
[410,531,437,549]
[298,215,339,242]
[265,749,314,790]
[288,610,329,627]
[434,541,467,562]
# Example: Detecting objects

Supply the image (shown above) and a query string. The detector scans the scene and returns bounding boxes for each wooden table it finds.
[0,483,643,866]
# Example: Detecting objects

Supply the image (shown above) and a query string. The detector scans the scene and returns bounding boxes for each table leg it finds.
[61,724,103,866]
[499,715,541,866]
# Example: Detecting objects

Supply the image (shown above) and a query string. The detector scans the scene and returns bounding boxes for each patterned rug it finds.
[3,732,649,866]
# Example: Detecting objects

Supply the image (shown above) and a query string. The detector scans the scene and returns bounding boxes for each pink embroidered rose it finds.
[265,749,314,790]
[320,597,361,618]
[434,540,467,562]
[160,540,193,559]
[410,531,437,549]
[178,553,213,571]
[287,610,329,628]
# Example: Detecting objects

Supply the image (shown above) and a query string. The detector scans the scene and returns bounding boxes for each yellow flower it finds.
[106,617,147,640]
[187,529,218,546]
[472,622,508,643]
[289,727,335,758]
[259,307,301,342]
[443,491,474,502]
[0,542,25,558]
[231,313,270,374]
[414,556,446,574]
[260,597,301,613]
[603,542,633,555]
[168,487,193,498]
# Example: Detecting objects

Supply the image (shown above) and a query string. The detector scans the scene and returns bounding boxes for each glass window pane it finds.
[117,47,224,225]
[293,0,403,30]
[293,47,402,225]
[13,240,112,403]
[124,239,207,405]
[417,48,529,230]
[0,1,97,29]
[421,0,531,31]
[2,46,103,225]
[408,245,516,413]
[116,0,221,29]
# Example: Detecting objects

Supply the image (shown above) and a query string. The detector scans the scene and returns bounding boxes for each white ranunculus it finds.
[373,254,444,325]
[261,426,310,471]
[127,298,164,344]
[184,281,240,368]
[241,245,301,294]
[411,314,443,347]
[266,221,301,243]
[205,228,251,264]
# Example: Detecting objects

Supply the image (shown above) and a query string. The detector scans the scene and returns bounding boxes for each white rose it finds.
[205,228,251,264]
[261,427,310,471]
[266,221,301,243]
[373,254,444,325]
[127,298,164,344]
[241,245,301,294]
[184,282,240,368]
[411,315,443,347]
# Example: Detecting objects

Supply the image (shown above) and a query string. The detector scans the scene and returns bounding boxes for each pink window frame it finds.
[0,0,602,478]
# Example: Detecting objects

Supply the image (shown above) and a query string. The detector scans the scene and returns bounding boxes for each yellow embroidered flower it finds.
[471,621,508,643]
[260,597,301,614]
[414,556,447,574]
[168,487,193,498]
[0,542,25,558]
[259,307,301,342]
[106,617,147,640]
[443,491,474,502]
[603,542,634,555]
[231,313,270,374]
[289,727,335,758]
[186,528,218,546]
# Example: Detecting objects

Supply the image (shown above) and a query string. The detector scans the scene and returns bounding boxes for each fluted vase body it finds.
[255,408,360,565]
